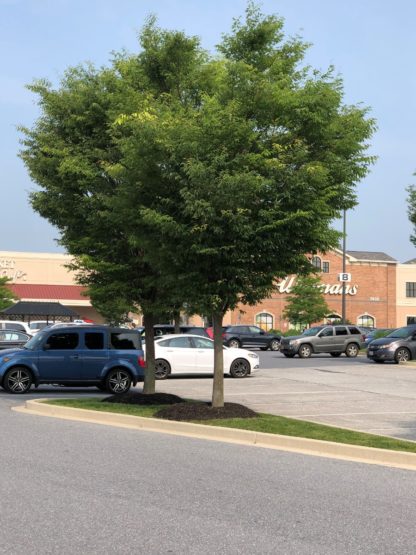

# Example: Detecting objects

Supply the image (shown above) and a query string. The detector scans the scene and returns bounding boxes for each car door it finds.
[81,331,108,380]
[314,327,334,352]
[235,326,254,347]
[192,336,216,372]
[37,331,82,381]
[156,336,196,373]
[248,326,269,348]
[333,326,349,351]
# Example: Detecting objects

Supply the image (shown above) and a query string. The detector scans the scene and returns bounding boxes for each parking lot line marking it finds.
[295,411,416,417]
[225,391,349,396]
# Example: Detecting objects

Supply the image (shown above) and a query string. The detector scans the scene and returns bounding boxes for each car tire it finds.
[330,352,342,357]
[394,348,411,364]
[269,339,280,351]
[105,368,132,394]
[2,367,33,394]
[155,359,171,380]
[298,344,312,358]
[283,353,295,358]
[228,339,241,348]
[230,358,250,378]
[345,343,359,358]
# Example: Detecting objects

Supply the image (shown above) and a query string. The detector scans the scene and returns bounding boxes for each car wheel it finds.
[228,339,241,348]
[105,368,132,394]
[230,358,250,378]
[269,339,281,351]
[298,344,312,358]
[283,353,295,358]
[345,343,359,358]
[394,348,410,364]
[2,367,33,394]
[330,352,342,357]
[155,359,171,380]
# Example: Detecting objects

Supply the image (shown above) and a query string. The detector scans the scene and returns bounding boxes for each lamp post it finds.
[341,208,346,324]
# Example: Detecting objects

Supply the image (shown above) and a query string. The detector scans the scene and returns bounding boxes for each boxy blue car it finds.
[0,325,145,394]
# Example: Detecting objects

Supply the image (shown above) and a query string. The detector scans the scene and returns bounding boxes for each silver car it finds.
[280,325,365,359]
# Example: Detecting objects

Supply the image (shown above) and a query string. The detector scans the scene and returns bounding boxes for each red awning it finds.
[8,284,89,301]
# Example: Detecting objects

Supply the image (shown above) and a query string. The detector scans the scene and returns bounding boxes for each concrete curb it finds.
[13,399,416,471]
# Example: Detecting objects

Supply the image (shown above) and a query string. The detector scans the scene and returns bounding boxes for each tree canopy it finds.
[283,274,330,328]
[0,277,18,312]
[20,3,375,406]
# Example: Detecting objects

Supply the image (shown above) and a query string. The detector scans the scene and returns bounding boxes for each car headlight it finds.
[289,340,300,346]
[377,344,395,350]
[248,353,259,359]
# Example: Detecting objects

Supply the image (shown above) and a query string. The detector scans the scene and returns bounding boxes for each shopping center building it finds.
[1,249,416,330]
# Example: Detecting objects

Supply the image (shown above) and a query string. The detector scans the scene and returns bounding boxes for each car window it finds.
[248,326,262,334]
[302,327,323,337]
[348,327,362,335]
[168,337,193,348]
[85,332,105,350]
[3,331,26,340]
[193,337,214,349]
[5,323,26,332]
[157,339,170,348]
[111,332,140,350]
[46,332,79,350]
[387,326,416,339]
[319,327,334,337]
[335,327,348,336]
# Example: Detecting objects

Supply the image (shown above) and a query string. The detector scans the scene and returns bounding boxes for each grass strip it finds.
[43,398,416,454]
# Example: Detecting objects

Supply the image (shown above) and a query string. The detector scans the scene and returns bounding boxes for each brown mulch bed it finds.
[102,392,184,405]
[154,402,258,421]
[102,392,257,421]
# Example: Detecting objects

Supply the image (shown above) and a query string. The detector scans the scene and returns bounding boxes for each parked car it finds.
[280,325,365,358]
[222,325,281,351]
[152,325,209,338]
[367,325,416,363]
[0,330,32,350]
[205,326,229,339]
[0,321,31,334]
[0,325,145,394]
[148,334,259,379]
[364,328,396,346]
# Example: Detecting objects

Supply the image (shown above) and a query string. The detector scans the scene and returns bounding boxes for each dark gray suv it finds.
[367,325,416,363]
[280,325,364,358]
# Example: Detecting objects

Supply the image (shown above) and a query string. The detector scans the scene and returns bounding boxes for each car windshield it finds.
[386,327,416,339]
[302,327,323,337]
[24,329,49,350]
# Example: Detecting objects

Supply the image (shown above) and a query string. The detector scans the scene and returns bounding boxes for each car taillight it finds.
[138,355,146,368]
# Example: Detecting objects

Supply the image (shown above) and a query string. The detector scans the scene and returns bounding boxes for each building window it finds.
[255,312,274,331]
[358,315,375,328]
[406,282,416,297]
[325,313,341,324]
[322,261,330,273]
[407,316,416,325]
[311,256,321,270]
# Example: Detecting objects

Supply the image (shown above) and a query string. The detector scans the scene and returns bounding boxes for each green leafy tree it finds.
[283,274,330,328]
[0,277,18,311]
[20,4,375,406]
[407,182,416,247]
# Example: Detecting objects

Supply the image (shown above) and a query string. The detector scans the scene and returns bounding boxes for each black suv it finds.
[367,325,416,363]
[222,325,281,351]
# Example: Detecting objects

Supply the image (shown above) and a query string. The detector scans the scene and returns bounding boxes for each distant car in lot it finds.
[364,328,396,346]
[152,325,209,338]
[367,325,416,363]
[148,334,259,379]
[0,330,32,350]
[0,321,31,334]
[280,325,365,358]
[222,325,281,351]
[0,325,145,394]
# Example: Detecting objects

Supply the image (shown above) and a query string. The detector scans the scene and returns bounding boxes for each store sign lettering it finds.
[276,277,358,296]
[0,260,27,281]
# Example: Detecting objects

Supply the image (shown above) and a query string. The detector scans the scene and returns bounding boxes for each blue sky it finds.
[2,0,416,261]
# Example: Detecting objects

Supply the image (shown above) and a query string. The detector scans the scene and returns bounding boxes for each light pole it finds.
[341,208,346,324]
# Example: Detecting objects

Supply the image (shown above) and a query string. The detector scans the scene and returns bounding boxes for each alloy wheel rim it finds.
[397,350,409,362]
[7,370,31,392]
[109,371,129,392]
[232,361,248,376]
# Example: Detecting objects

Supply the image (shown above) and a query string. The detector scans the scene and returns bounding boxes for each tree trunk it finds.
[143,312,155,394]
[212,311,224,408]
[173,310,181,334]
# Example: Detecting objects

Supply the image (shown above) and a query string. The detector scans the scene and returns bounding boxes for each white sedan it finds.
[149,334,259,379]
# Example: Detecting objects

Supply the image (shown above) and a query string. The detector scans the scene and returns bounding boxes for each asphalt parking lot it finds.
[151,351,416,441]
[2,351,416,441]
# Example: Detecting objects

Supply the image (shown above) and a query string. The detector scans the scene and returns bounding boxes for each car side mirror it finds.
[259,330,265,335]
